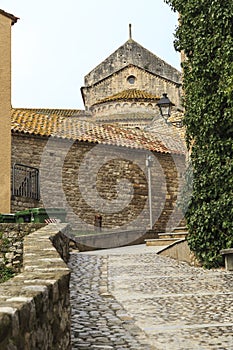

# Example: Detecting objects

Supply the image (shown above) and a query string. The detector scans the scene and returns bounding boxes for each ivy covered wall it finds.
[165,0,233,267]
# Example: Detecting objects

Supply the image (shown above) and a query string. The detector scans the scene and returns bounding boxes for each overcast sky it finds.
[1,0,180,109]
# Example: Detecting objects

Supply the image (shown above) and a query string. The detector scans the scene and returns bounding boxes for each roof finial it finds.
[129,23,132,40]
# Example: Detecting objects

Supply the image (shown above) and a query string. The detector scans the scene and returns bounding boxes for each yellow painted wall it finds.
[0,14,12,213]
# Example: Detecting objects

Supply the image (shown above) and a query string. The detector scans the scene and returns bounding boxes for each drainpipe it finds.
[146,155,153,229]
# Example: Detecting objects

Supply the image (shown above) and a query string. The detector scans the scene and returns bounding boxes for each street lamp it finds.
[157,93,183,128]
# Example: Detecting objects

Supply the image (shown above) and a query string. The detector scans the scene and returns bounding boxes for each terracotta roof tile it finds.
[11,108,184,155]
[93,89,160,105]
[14,107,84,117]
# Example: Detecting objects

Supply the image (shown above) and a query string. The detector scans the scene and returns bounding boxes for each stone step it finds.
[145,238,180,246]
[158,232,188,239]
[172,226,188,233]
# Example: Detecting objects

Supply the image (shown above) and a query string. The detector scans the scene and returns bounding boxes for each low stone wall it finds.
[158,239,200,266]
[0,223,71,350]
[69,229,159,251]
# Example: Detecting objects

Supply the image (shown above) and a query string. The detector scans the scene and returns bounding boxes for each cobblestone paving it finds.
[69,252,154,349]
[69,245,233,349]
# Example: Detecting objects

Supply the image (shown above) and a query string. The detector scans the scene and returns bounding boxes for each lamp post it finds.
[146,155,153,230]
[157,93,183,128]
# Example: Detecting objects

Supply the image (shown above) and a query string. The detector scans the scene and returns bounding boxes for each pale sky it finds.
[1,0,180,109]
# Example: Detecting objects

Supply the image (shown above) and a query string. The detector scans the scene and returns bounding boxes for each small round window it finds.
[127,75,136,84]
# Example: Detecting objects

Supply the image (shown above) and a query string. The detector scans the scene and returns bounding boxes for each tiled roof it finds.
[14,108,84,117]
[144,112,186,152]
[93,89,160,106]
[0,9,19,24]
[11,109,184,155]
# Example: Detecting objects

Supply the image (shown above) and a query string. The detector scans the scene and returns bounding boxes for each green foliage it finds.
[0,265,14,283]
[0,232,10,251]
[0,232,14,282]
[165,0,233,268]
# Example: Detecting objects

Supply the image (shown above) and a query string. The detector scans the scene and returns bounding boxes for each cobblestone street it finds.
[68,245,233,349]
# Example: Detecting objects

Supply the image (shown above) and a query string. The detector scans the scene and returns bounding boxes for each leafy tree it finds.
[165,0,233,268]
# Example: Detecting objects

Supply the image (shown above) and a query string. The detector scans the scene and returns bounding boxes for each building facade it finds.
[0,10,18,213]
[11,117,185,232]
[1,8,186,232]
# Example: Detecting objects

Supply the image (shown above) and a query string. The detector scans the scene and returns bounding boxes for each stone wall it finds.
[158,239,201,267]
[0,223,45,272]
[90,98,181,129]
[90,98,158,128]
[11,134,48,212]
[0,223,71,350]
[84,39,181,86]
[83,65,182,109]
[12,133,186,232]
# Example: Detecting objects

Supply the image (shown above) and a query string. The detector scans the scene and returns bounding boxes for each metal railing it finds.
[12,163,40,200]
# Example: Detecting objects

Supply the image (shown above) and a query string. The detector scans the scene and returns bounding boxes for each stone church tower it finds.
[0,10,18,213]
[81,25,182,129]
